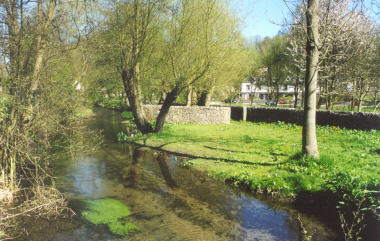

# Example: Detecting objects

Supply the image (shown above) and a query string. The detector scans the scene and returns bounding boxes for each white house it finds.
[240,80,302,101]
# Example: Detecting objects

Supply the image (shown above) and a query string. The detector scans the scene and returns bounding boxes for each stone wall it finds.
[143,105,230,124]
[230,106,380,130]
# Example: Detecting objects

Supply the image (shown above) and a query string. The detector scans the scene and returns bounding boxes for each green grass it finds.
[127,121,379,209]
[81,198,140,236]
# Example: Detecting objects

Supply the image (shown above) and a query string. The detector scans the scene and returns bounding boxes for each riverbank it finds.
[126,121,379,213]
[22,108,342,240]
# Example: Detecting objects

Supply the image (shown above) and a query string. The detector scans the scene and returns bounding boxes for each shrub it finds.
[121,111,134,120]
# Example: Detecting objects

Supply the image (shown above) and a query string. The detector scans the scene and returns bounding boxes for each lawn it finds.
[126,121,379,209]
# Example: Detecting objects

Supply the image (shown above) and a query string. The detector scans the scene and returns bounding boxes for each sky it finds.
[233,0,289,39]
[235,0,379,40]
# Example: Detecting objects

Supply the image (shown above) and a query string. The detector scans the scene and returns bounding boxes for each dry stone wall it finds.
[230,106,380,130]
[143,105,230,124]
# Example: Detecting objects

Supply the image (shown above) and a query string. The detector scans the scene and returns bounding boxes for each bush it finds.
[121,111,134,120]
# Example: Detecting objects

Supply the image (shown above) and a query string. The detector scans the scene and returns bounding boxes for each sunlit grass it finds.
[131,121,379,206]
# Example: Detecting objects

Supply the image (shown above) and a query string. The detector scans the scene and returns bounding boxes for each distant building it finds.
[240,80,302,101]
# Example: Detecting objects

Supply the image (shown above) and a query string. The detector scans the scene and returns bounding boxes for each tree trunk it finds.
[294,76,299,108]
[302,0,320,158]
[121,67,153,134]
[204,86,214,107]
[373,91,378,113]
[186,85,193,106]
[198,91,207,106]
[325,95,330,110]
[275,86,279,107]
[317,96,323,109]
[250,89,256,106]
[198,86,214,107]
[358,96,363,112]
[155,87,181,133]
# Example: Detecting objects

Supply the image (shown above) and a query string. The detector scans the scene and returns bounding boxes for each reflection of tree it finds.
[156,153,177,188]
[124,148,144,188]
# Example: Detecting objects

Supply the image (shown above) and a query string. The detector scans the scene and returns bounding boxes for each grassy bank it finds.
[125,121,379,210]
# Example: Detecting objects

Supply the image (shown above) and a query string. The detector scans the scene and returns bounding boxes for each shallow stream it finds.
[24,109,339,241]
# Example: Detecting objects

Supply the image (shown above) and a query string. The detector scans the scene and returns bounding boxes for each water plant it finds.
[81,198,140,236]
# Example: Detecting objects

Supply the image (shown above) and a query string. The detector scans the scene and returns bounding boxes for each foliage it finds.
[117,131,129,142]
[121,111,134,120]
[81,198,140,236]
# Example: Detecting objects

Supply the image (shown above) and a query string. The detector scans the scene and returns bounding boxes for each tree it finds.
[104,0,242,132]
[288,0,376,110]
[262,35,290,106]
[105,0,162,134]
[153,0,213,132]
[344,35,378,112]
[303,0,320,158]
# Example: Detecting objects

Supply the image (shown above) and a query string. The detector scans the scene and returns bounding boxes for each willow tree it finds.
[106,0,242,133]
[105,0,163,133]
[186,3,245,107]
[154,0,232,132]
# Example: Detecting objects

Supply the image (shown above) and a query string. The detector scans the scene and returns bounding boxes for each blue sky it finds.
[235,0,379,39]
[232,0,289,39]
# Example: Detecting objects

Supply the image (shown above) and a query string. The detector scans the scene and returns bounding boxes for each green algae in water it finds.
[81,198,140,236]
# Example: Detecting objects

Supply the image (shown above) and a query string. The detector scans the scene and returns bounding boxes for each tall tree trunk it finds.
[121,66,153,134]
[302,0,320,158]
[155,87,181,133]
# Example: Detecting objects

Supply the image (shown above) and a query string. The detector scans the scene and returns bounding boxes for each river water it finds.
[23,109,339,241]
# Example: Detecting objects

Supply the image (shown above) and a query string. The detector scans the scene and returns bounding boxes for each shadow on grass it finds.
[203,145,288,159]
[133,142,285,167]
[202,145,263,155]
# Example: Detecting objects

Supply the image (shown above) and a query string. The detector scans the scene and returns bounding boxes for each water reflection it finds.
[27,108,338,241]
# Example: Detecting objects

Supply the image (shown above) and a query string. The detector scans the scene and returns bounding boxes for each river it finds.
[23,108,339,241]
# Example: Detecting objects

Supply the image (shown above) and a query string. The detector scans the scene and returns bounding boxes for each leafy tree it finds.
[258,35,290,106]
